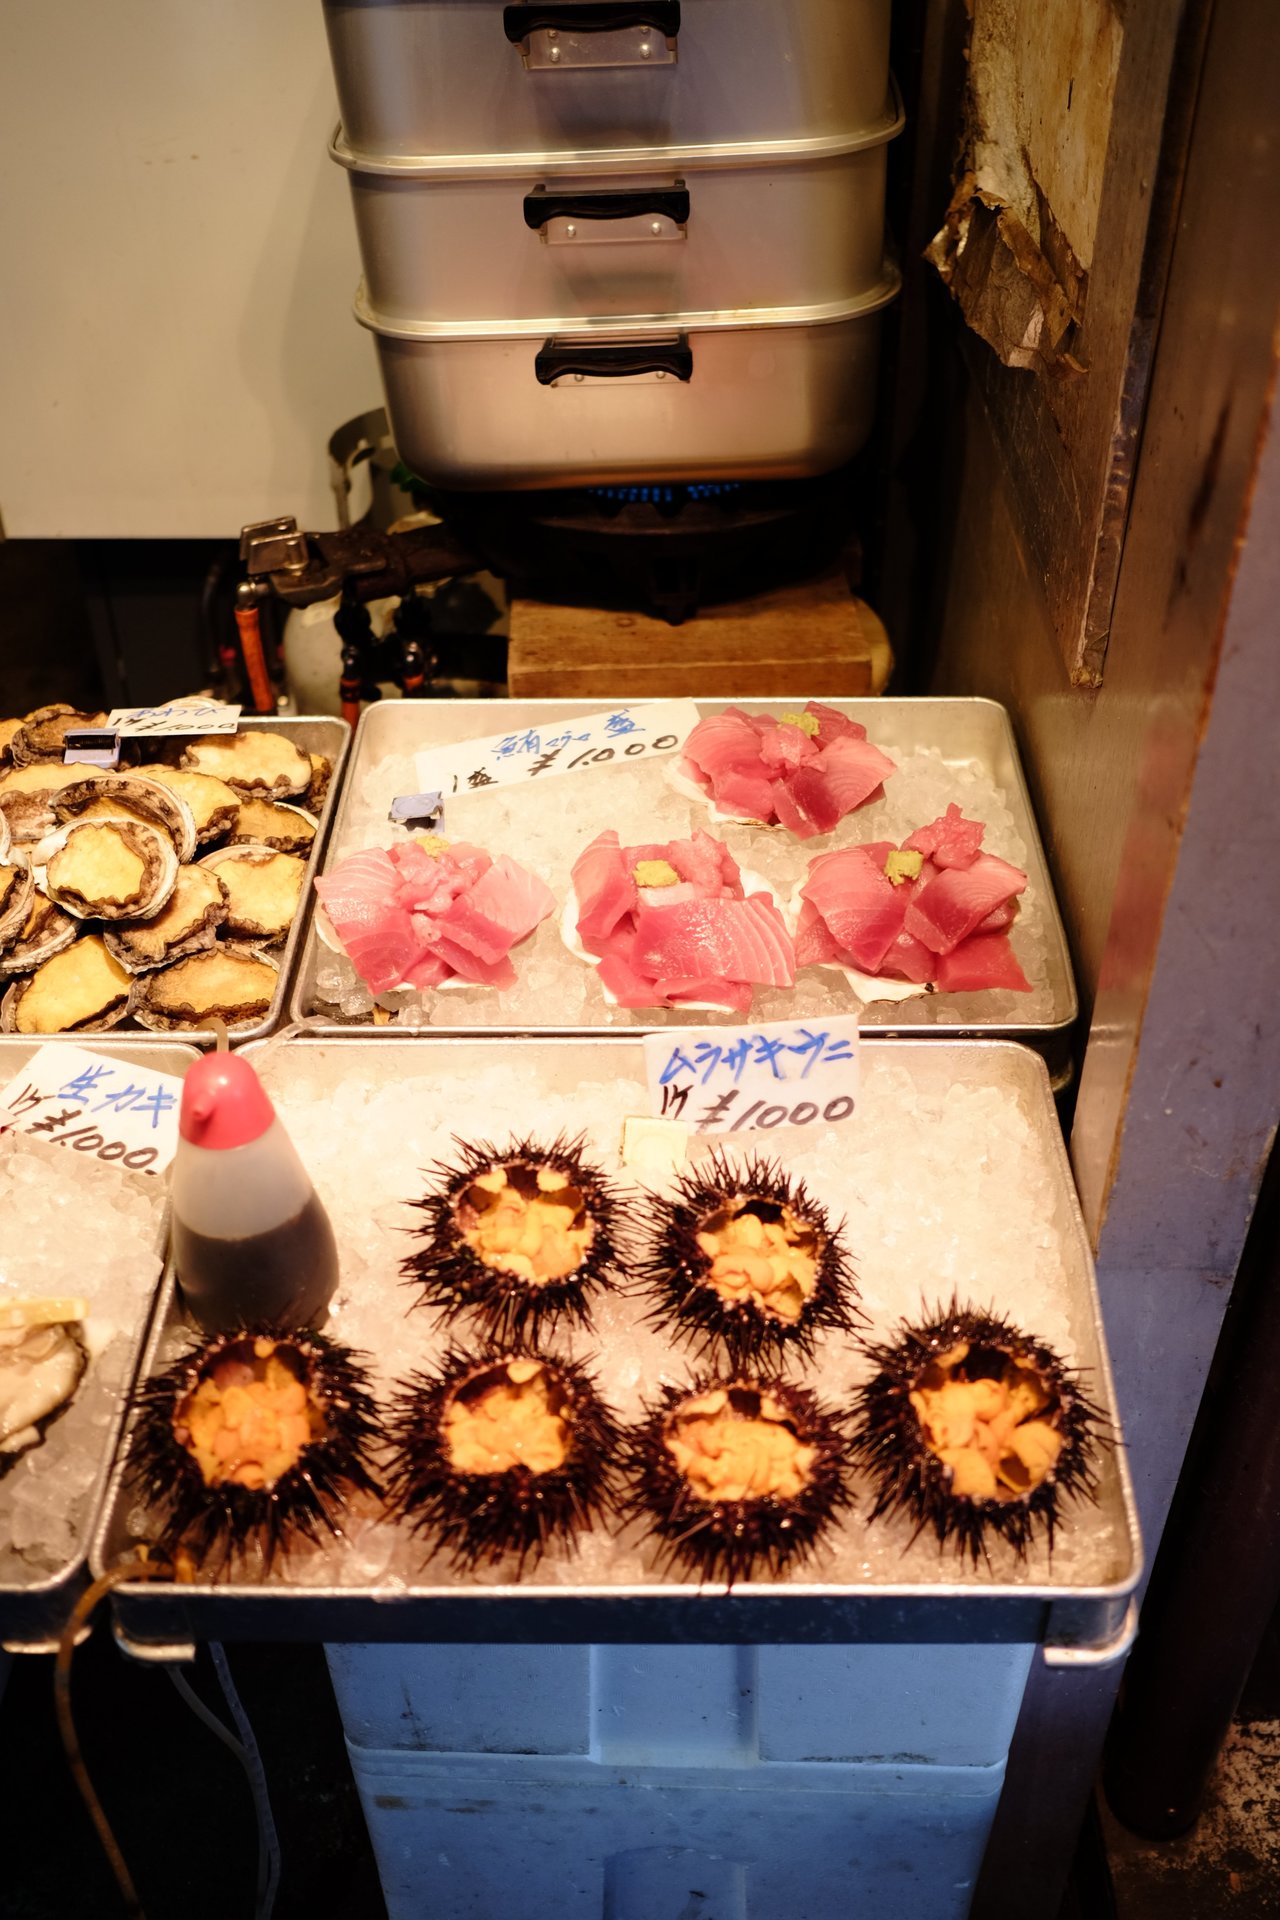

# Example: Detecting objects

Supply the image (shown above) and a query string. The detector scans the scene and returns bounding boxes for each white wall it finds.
[0,2,379,537]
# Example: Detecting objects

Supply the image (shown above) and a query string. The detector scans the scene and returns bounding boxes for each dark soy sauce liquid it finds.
[174,1191,340,1333]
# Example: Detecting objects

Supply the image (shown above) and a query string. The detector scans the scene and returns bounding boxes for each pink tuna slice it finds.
[679,709,765,788]
[786,734,898,835]
[573,832,637,950]
[759,722,820,772]
[712,766,781,821]
[800,847,907,974]
[426,933,518,989]
[933,932,1031,993]
[630,894,795,991]
[976,898,1019,933]
[651,973,754,1015]
[434,856,554,967]
[804,701,868,748]
[905,853,1028,956]
[794,898,842,968]
[315,848,420,993]
[903,804,985,872]
[595,949,671,1008]
[878,929,939,985]
[664,828,742,896]
[401,948,453,991]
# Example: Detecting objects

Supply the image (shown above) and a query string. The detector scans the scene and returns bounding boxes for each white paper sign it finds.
[106,699,242,738]
[413,700,701,798]
[0,1042,184,1176]
[643,1015,861,1136]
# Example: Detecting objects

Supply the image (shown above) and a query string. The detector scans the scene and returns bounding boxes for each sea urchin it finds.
[385,1344,620,1574]
[622,1373,852,1587]
[848,1298,1104,1565]
[403,1133,628,1345]
[127,1327,383,1576]
[639,1150,861,1369]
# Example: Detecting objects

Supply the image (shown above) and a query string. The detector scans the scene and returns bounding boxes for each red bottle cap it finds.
[179,1052,275,1151]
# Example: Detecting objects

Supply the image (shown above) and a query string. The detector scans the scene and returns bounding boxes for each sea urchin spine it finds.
[403,1133,628,1346]
[848,1298,1105,1565]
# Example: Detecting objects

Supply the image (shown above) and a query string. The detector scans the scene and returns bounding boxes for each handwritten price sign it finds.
[106,699,242,738]
[413,699,701,798]
[643,1015,861,1136]
[0,1043,183,1176]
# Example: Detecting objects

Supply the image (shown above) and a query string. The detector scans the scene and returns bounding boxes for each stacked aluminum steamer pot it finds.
[322,0,901,489]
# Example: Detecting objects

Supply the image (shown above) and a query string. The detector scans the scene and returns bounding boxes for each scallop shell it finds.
[1,935,134,1035]
[103,866,230,975]
[53,773,198,863]
[131,941,280,1034]
[197,842,305,944]
[0,761,93,842]
[0,849,34,948]
[0,889,78,976]
[131,764,240,845]
[226,798,318,856]
[41,817,179,923]
[180,729,311,799]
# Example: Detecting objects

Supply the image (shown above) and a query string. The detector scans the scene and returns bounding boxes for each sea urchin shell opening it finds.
[127,1328,383,1575]
[640,1152,860,1368]
[623,1374,852,1588]
[404,1134,626,1345]
[849,1299,1105,1566]
[387,1345,620,1574]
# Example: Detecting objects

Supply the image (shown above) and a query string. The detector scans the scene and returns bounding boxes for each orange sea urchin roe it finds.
[696,1202,819,1324]
[665,1388,815,1503]
[444,1359,569,1476]
[179,1338,322,1490]
[456,1164,594,1284]
[909,1342,1064,1501]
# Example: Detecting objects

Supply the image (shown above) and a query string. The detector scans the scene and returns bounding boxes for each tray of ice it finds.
[93,1036,1139,1655]
[290,699,1077,1073]
[0,1038,193,1650]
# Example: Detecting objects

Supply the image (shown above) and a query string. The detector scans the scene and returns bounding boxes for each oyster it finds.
[0,760,91,842]
[132,763,240,845]
[54,773,198,862]
[198,843,304,944]
[181,729,311,799]
[104,865,229,974]
[2,934,134,1034]
[0,890,78,976]
[0,1301,89,1470]
[227,797,317,855]
[43,818,179,922]
[0,717,22,769]
[9,704,108,767]
[0,850,35,948]
[132,942,279,1033]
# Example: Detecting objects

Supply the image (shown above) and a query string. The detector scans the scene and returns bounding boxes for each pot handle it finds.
[523,185,689,230]
[503,3,681,44]
[535,336,693,384]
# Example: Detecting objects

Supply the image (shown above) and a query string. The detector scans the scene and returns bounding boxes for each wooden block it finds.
[506,569,893,700]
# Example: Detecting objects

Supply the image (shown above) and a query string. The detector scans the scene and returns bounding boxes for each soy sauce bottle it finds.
[171,1052,339,1333]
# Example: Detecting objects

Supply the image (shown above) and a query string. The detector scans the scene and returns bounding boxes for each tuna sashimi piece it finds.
[315,848,420,994]
[595,948,671,1008]
[466,856,556,944]
[903,804,985,871]
[665,828,741,896]
[652,973,754,1015]
[401,947,453,991]
[905,853,1028,956]
[787,734,898,834]
[804,700,868,748]
[426,933,518,989]
[630,894,795,990]
[572,831,637,948]
[712,766,781,821]
[679,709,764,787]
[878,929,939,985]
[800,847,907,974]
[769,778,816,838]
[759,724,820,772]
[933,932,1031,993]
[977,898,1019,933]
[794,898,842,968]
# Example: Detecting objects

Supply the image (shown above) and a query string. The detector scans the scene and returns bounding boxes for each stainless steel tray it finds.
[0,1038,196,1652]
[93,1037,1139,1657]
[332,104,899,328]
[358,278,896,489]
[322,0,892,165]
[292,698,1077,1064]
